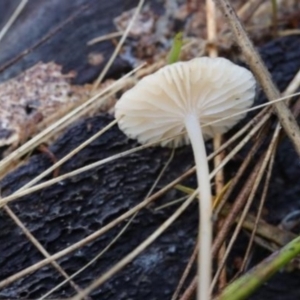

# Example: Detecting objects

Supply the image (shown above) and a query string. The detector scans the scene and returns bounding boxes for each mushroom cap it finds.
[115,57,256,148]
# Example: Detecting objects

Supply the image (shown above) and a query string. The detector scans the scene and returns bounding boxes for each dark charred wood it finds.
[1,1,300,298]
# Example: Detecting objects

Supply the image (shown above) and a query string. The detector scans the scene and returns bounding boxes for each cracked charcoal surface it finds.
[1,15,300,300]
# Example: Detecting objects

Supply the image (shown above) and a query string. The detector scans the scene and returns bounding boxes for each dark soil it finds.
[1,1,300,299]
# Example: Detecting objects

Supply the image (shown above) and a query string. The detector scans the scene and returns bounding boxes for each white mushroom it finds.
[115,57,256,300]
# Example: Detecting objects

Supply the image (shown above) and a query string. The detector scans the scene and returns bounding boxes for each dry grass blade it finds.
[206,0,218,57]
[39,212,137,300]
[271,0,278,37]
[154,195,189,211]
[70,190,198,300]
[209,114,269,180]
[240,140,277,272]
[214,0,300,157]
[3,204,83,296]
[279,29,300,36]
[87,31,123,45]
[213,112,270,218]
[216,197,227,289]
[0,139,171,207]
[282,68,300,98]
[211,125,280,291]
[172,242,198,300]
[0,0,28,43]
[237,0,264,23]
[92,0,144,91]
[206,0,228,292]
[19,119,118,191]
[146,148,175,198]
[220,205,297,249]
[196,92,300,131]
[213,123,269,246]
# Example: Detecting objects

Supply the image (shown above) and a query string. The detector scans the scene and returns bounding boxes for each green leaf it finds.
[167,32,183,64]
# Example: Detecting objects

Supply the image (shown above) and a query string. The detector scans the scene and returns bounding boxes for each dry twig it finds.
[211,125,280,290]
[239,142,276,272]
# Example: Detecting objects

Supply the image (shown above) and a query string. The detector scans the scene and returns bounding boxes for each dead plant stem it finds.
[206,0,227,290]
[0,0,28,43]
[240,139,277,272]
[172,241,199,300]
[40,213,137,299]
[3,205,83,295]
[211,126,280,290]
[181,155,264,300]
[237,0,265,23]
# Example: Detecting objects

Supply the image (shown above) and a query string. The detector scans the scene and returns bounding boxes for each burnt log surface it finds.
[1,1,300,299]
[0,114,197,299]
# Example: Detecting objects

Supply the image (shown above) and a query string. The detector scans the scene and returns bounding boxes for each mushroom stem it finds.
[184,113,212,300]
